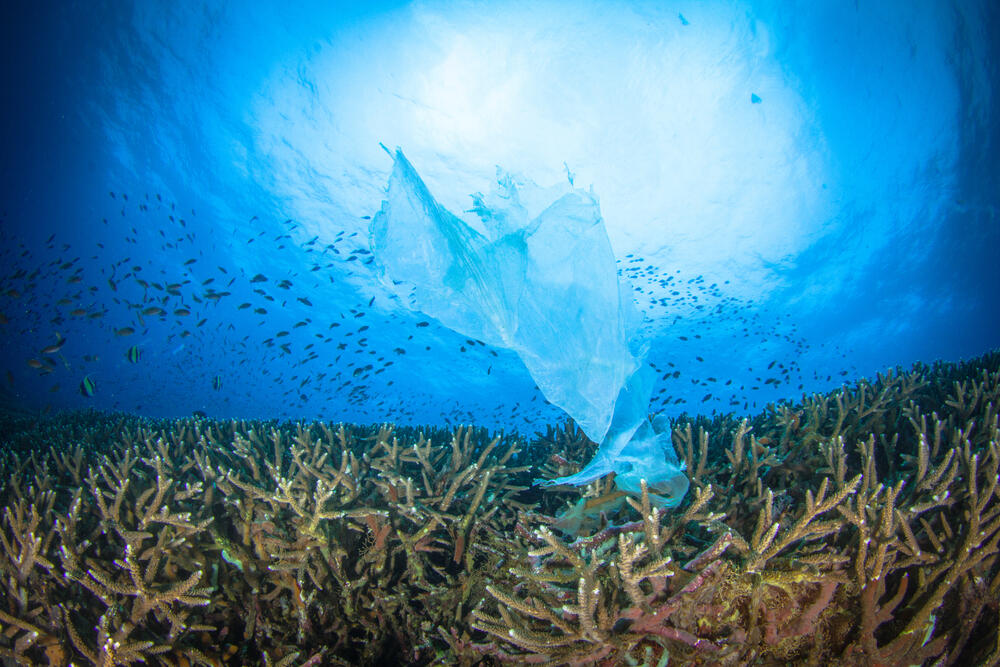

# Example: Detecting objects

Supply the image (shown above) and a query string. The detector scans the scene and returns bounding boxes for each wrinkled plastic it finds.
[536,367,689,509]
[370,149,688,508]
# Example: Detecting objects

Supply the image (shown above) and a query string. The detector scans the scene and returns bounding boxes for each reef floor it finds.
[0,352,998,666]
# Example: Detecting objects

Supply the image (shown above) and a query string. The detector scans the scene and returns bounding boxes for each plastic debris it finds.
[371,148,688,506]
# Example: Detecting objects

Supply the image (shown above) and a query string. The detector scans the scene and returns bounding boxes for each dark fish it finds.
[116,327,135,336]
[192,409,207,418]
[212,375,222,390]
[126,345,140,363]
[80,375,96,397]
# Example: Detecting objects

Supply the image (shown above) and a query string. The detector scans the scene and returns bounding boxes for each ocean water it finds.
[1,1,997,427]
[0,2,999,665]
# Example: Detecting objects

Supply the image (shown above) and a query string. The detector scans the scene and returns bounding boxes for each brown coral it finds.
[0,352,997,665]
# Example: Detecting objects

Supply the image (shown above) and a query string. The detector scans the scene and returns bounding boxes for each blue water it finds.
[1,1,997,434]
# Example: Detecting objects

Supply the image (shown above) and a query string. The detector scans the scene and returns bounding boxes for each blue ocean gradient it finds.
[0,1,997,435]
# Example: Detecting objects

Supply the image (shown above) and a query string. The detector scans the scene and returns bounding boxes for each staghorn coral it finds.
[472,352,1000,666]
[0,413,530,664]
[0,351,996,665]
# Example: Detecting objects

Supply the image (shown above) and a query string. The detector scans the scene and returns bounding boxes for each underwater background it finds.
[1,1,1000,666]
[1,0,997,425]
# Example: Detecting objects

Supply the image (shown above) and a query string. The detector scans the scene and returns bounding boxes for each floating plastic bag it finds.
[370,148,688,509]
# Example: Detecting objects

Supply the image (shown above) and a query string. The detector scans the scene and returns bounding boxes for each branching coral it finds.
[0,353,997,665]
[472,354,1000,665]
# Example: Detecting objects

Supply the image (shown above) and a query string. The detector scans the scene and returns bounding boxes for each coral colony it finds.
[0,352,998,664]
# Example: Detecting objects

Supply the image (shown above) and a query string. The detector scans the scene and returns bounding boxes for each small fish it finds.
[212,375,222,390]
[80,375,96,397]
[40,333,66,355]
[125,345,141,363]
[174,308,191,316]
[116,327,135,336]
[142,306,165,316]
[250,273,268,283]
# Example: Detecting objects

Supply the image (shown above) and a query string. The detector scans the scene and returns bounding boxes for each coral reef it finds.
[0,351,998,665]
